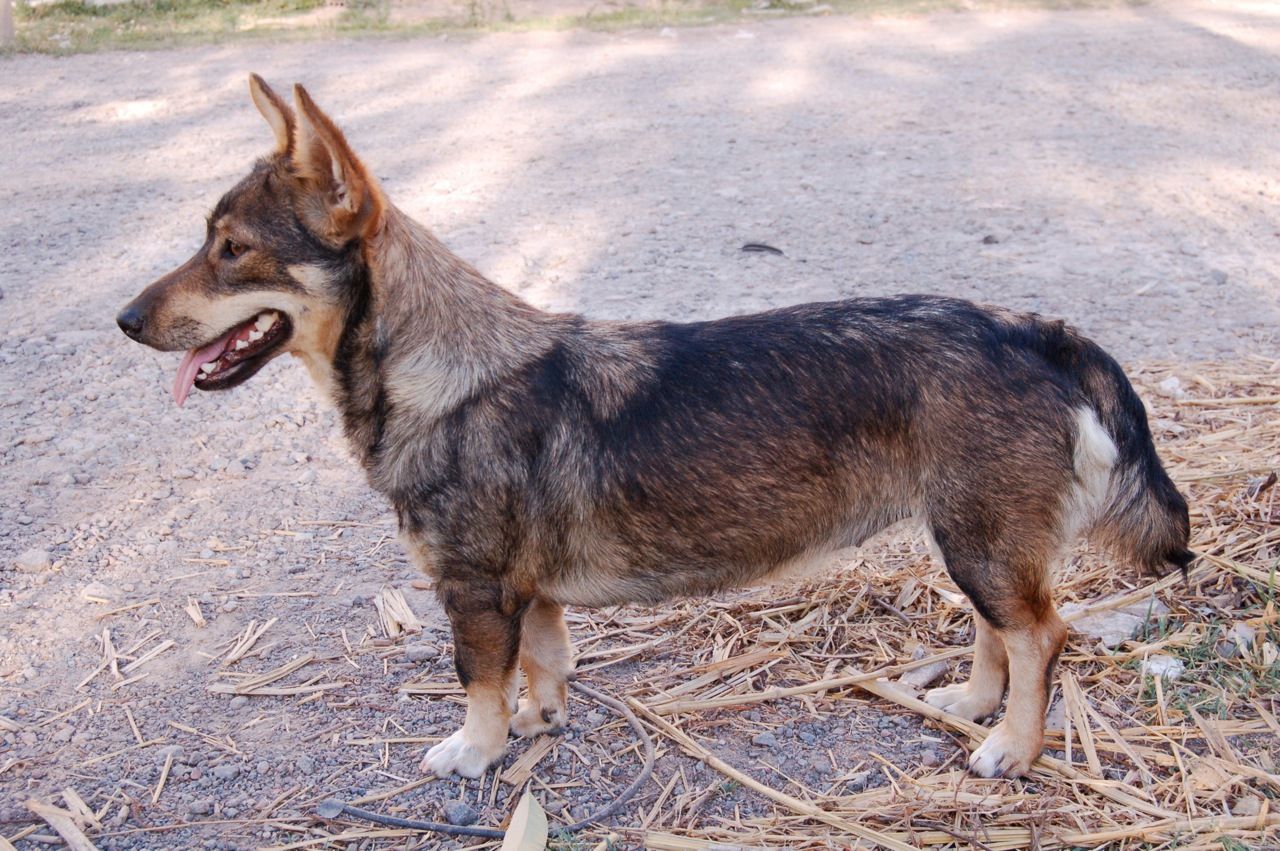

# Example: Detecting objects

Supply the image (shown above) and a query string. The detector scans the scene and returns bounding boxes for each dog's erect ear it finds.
[248,73,294,156]
[290,83,382,244]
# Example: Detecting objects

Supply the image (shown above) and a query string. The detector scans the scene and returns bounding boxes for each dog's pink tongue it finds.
[172,331,235,407]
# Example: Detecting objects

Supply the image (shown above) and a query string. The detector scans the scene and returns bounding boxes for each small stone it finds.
[845,770,871,791]
[14,549,51,573]
[1045,698,1066,732]
[920,750,940,767]
[158,745,186,763]
[295,755,316,774]
[1233,794,1264,817]
[1059,593,1170,648]
[981,234,999,244]
[229,696,250,710]
[442,799,478,826]
[1141,654,1186,681]
[213,763,240,782]
[1156,376,1186,400]
[188,799,214,816]
[404,644,440,663]
[751,732,779,749]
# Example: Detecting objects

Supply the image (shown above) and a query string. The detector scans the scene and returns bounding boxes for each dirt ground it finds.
[2,2,1279,848]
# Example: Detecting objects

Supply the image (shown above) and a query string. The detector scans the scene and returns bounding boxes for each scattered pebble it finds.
[14,549,51,573]
[213,764,240,782]
[751,732,779,749]
[442,799,478,826]
[404,643,440,663]
[1141,654,1186,681]
[187,799,214,817]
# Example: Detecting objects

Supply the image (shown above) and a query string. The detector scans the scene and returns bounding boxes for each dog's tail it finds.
[1040,321,1194,577]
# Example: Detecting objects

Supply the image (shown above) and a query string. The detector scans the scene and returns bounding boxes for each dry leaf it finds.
[500,789,547,851]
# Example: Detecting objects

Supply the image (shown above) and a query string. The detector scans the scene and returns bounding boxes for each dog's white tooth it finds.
[235,339,249,351]
[255,314,274,332]
[248,330,264,342]
[200,362,216,374]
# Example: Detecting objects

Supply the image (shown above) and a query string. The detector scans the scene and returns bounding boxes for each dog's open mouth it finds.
[172,311,292,407]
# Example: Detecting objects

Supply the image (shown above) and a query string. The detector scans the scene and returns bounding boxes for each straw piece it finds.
[501,736,558,787]
[25,801,98,851]
[374,587,423,639]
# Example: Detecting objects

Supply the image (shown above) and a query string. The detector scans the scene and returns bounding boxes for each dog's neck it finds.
[332,204,556,469]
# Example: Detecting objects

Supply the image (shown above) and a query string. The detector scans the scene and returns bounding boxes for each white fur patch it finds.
[1065,407,1119,540]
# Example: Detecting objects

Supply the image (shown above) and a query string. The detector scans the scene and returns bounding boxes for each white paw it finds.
[924,682,1002,723]
[509,699,566,738]
[420,730,503,779]
[968,722,1037,778]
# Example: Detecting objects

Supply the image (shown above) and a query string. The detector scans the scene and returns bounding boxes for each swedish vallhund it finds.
[117,75,1192,781]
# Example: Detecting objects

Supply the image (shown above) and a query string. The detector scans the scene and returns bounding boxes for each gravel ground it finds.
[2,2,1279,848]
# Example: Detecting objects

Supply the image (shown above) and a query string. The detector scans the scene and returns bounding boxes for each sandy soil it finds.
[2,2,1279,847]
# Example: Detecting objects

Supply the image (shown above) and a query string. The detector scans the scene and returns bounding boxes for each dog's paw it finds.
[968,722,1038,778]
[509,699,565,738]
[924,682,1002,723]
[420,730,503,779]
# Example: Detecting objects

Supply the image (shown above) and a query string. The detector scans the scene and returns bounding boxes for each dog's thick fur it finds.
[118,76,1192,780]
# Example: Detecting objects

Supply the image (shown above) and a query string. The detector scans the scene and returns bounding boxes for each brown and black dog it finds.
[117,76,1192,781]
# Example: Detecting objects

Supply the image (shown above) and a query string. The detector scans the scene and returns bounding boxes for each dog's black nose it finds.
[116,306,146,341]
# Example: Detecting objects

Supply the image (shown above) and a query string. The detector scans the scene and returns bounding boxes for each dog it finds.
[117,75,1192,781]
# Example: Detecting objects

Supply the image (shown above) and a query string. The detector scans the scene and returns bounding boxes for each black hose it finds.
[317,679,655,838]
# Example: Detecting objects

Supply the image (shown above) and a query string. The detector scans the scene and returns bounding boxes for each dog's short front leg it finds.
[421,582,521,779]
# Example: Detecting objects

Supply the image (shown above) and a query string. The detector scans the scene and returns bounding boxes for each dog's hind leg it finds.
[422,581,522,778]
[511,598,573,738]
[923,482,1069,778]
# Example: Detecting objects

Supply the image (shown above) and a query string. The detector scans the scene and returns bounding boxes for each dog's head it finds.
[116,75,383,406]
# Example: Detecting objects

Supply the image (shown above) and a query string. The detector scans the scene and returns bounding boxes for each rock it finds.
[845,770,872,792]
[1227,622,1257,653]
[1155,376,1186,399]
[158,745,187,763]
[981,234,1000,244]
[213,764,240,782]
[920,750,940,767]
[1060,593,1170,648]
[1141,654,1186,681]
[229,696,249,710]
[1045,698,1066,732]
[14,549,51,573]
[295,755,316,774]
[442,799,478,826]
[751,732,779,749]
[1233,794,1264,817]
[404,643,439,663]
[898,660,950,689]
[187,799,214,816]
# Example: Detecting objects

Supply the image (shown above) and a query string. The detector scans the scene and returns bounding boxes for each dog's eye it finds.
[224,240,248,259]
